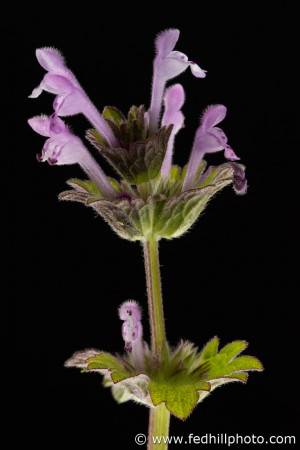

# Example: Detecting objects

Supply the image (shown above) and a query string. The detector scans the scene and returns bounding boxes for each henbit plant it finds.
[28,29,262,449]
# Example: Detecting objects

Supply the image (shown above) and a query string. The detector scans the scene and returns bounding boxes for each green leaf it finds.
[66,179,103,197]
[153,185,218,239]
[148,379,211,420]
[86,128,108,147]
[226,356,263,373]
[111,384,132,403]
[90,199,144,240]
[208,355,263,379]
[65,336,262,418]
[102,126,171,184]
[86,353,124,370]
[170,165,181,180]
[86,353,132,383]
[226,372,248,382]
[103,106,126,129]
[218,341,248,363]
[59,190,92,203]
[200,337,219,360]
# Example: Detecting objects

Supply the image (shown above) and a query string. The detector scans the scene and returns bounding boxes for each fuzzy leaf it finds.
[86,353,134,383]
[153,183,225,239]
[88,199,143,240]
[208,355,263,379]
[103,106,126,129]
[66,178,103,197]
[218,341,248,362]
[65,336,262,418]
[199,337,219,362]
[87,123,172,184]
[86,353,125,371]
[59,190,92,203]
[148,378,211,420]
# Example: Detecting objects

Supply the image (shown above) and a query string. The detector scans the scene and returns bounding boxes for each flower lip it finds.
[149,28,206,133]
[29,47,119,147]
[36,47,66,71]
[182,104,240,191]
[155,28,180,58]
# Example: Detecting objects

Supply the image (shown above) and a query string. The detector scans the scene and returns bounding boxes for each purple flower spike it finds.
[182,105,240,190]
[29,47,118,148]
[161,84,185,178]
[119,300,144,370]
[149,29,206,133]
[28,114,116,198]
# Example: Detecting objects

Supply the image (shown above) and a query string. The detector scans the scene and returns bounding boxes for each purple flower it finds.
[182,105,240,190]
[29,47,118,147]
[119,301,144,370]
[149,29,206,133]
[28,114,116,198]
[161,84,185,178]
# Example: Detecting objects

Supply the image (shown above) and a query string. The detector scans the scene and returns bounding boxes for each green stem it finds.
[147,404,170,450]
[143,238,167,356]
[143,238,170,450]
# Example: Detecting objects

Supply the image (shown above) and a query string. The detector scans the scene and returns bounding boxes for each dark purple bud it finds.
[232,163,247,195]
[117,192,132,202]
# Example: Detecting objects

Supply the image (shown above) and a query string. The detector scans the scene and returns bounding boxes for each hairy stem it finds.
[143,238,170,450]
[143,238,167,356]
[147,404,171,450]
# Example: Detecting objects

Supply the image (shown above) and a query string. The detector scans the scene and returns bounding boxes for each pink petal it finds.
[201,105,227,131]
[224,145,240,161]
[164,83,185,112]
[28,85,43,99]
[170,51,188,62]
[28,115,50,137]
[189,61,207,78]
[43,73,74,94]
[119,300,142,321]
[162,84,185,133]
[155,29,180,58]
[53,89,87,116]
[48,114,67,134]
[159,56,189,80]
[36,47,66,71]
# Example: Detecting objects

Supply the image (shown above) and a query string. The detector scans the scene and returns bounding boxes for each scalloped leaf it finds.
[65,337,262,419]
[88,199,143,240]
[207,355,263,379]
[148,378,211,420]
[197,164,234,189]
[153,182,230,239]
[86,353,134,383]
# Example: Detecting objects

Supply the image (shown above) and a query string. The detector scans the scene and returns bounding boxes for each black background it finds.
[6,3,298,448]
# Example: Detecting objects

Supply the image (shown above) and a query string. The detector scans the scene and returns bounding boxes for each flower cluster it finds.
[66,301,262,420]
[29,29,247,241]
